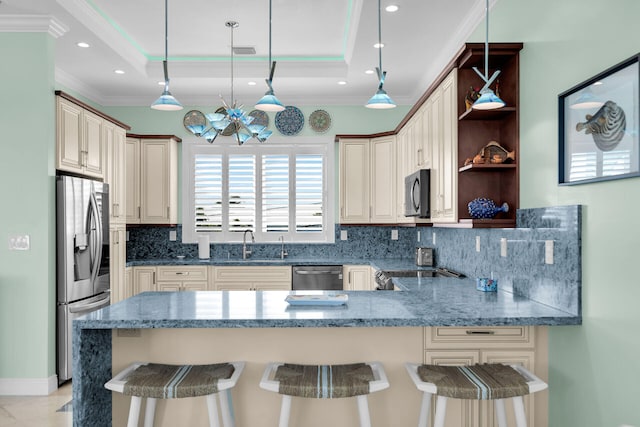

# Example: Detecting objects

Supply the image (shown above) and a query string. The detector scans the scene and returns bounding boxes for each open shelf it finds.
[458,163,517,172]
[458,107,516,121]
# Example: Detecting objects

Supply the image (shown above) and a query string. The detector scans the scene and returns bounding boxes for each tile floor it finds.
[0,382,72,427]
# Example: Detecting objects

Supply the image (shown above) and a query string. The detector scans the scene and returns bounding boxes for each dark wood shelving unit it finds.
[454,43,522,227]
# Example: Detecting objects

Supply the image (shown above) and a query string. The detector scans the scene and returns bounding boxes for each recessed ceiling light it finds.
[365,69,375,75]
[385,5,399,12]
[338,81,347,85]
[114,69,125,75]
[76,42,90,48]
[373,43,385,49]
[248,81,257,86]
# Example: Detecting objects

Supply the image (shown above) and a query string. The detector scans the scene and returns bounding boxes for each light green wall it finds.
[474,0,640,425]
[0,33,56,378]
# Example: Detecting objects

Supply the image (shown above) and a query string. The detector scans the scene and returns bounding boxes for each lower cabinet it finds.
[109,225,127,304]
[132,266,158,296]
[423,326,546,427]
[343,265,373,290]
[156,266,208,291]
[210,266,292,291]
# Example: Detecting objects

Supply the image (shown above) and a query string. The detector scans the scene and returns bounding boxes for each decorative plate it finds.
[248,110,269,128]
[183,110,208,135]
[309,109,331,133]
[275,106,304,136]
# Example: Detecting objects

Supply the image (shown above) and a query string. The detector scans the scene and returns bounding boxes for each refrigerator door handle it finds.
[68,293,111,313]
[88,191,102,287]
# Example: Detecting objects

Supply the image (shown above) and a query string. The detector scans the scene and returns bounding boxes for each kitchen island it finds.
[73,277,579,426]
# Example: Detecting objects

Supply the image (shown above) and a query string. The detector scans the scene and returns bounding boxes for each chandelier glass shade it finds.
[151,0,183,111]
[184,21,272,144]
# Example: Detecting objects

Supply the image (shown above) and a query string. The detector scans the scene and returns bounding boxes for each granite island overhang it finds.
[72,279,579,426]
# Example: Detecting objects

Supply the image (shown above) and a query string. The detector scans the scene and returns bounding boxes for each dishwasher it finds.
[292,265,343,290]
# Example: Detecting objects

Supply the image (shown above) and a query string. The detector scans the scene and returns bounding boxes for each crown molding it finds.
[0,14,68,38]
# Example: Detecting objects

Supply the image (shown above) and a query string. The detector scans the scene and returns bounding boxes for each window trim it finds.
[182,136,335,244]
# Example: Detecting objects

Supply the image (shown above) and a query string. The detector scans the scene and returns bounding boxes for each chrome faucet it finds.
[279,236,288,259]
[242,230,255,260]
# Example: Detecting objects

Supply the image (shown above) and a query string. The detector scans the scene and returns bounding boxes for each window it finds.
[183,136,334,243]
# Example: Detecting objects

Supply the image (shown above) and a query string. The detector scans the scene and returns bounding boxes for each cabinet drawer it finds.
[157,266,208,282]
[425,326,534,349]
[212,266,291,282]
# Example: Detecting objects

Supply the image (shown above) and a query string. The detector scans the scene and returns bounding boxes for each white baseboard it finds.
[0,375,59,396]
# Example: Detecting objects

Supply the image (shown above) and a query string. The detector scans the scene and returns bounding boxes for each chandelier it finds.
[184,21,272,145]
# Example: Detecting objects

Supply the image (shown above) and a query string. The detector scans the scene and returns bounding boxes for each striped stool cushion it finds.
[274,363,375,398]
[121,363,235,399]
[417,363,530,400]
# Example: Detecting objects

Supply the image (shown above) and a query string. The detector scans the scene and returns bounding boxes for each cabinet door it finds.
[339,139,370,223]
[395,128,412,224]
[140,139,177,224]
[106,126,126,224]
[109,227,126,304]
[431,70,458,223]
[125,138,141,223]
[370,136,396,222]
[214,282,254,291]
[83,110,104,178]
[182,281,209,291]
[133,267,156,295]
[157,282,182,292]
[424,350,481,427]
[56,97,83,173]
[125,267,133,300]
[480,351,537,427]
[343,265,371,290]
[254,282,291,291]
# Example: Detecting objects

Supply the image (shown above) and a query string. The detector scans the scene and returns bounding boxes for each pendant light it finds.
[255,0,285,112]
[365,0,396,109]
[471,0,504,110]
[151,0,183,111]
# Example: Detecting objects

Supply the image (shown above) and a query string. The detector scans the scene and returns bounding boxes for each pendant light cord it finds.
[163,0,168,62]
[377,0,382,73]
[269,0,273,69]
[484,0,489,79]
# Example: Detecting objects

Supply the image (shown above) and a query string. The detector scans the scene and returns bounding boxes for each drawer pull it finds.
[466,330,495,335]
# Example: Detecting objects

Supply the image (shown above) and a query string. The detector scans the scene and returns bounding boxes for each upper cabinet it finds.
[453,43,522,228]
[55,92,129,181]
[336,43,521,228]
[338,135,396,224]
[104,121,127,224]
[125,134,180,225]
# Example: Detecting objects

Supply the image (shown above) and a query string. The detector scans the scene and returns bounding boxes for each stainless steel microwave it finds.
[404,169,430,217]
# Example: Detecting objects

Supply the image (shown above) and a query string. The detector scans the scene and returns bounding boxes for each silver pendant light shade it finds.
[366,0,396,109]
[255,0,285,112]
[471,0,504,111]
[151,0,183,111]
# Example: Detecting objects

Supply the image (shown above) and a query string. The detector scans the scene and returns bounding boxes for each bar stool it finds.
[105,361,245,427]
[260,362,389,427]
[405,363,547,427]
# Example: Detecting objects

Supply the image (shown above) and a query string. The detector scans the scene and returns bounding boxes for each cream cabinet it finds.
[211,266,292,290]
[132,266,157,296]
[339,136,396,224]
[56,96,105,179]
[104,122,127,224]
[343,265,372,290]
[423,326,547,427]
[109,225,127,304]
[125,135,179,224]
[156,266,209,291]
[430,69,458,223]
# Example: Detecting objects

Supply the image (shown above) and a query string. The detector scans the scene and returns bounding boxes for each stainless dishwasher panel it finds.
[292,266,343,290]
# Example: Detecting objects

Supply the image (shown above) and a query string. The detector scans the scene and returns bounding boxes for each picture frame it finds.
[558,53,639,185]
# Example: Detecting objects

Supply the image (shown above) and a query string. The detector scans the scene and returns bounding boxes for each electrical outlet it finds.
[476,236,481,252]
[391,229,398,240]
[432,232,436,245]
[340,230,348,241]
[117,329,141,337]
[500,238,507,257]
[8,235,30,251]
[545,240,554,264]
[126,231,130,241]
[169,230,177,241]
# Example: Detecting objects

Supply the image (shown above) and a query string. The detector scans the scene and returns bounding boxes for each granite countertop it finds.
[76,276,580,329]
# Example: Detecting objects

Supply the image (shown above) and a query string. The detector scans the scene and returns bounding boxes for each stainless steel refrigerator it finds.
[56,175,111,384]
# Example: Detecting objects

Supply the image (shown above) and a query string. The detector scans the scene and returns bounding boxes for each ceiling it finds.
[1,0,493,107]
